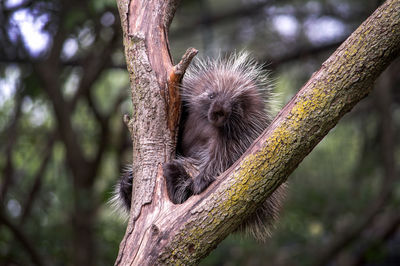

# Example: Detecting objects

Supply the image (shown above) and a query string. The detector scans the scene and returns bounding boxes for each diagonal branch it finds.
[37,12,121,179]
[34,20,90,177]
[266,37,346,69]
[347,209,400,265]
[170,0,272,39]
[70,20,122,109]
[0,87,23,202]
[87,89,127,184]
[19,133,56,224]
[0,210,45,266]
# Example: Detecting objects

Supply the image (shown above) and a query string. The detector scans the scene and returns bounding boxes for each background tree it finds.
[0,0,399,265]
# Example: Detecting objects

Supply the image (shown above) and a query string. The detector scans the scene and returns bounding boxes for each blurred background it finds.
[0,0,399,265]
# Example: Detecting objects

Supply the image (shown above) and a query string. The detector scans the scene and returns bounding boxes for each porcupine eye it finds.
[208,92,216,100]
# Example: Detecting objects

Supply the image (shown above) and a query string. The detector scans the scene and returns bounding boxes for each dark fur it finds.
[117,52,285,241]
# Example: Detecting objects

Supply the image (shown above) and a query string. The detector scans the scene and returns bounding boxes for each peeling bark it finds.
[115,0,400,265]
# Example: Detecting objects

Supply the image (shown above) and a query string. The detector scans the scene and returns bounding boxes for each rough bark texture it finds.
[115,0,400,265]
[114,0,197,264]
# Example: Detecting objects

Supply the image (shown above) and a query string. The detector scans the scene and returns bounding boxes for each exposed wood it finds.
[115,0,197,264]
[115,0,400,265]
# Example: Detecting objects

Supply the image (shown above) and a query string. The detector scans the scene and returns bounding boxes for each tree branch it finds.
[69,20,122,109]
[87,89,127,184]
[19,134,56,224]
[0,88,23,202]
[35,22,89,177]
[170,0,272,39]
[36,10,121,180]
[0,210,45,266]
[266,37,346,69]
[347,209,400,265]
[115,0,400,264]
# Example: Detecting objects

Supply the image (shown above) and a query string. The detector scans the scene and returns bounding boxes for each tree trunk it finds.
[114,0,400,265]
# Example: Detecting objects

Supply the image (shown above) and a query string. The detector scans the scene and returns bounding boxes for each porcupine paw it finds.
[163,161,193,204]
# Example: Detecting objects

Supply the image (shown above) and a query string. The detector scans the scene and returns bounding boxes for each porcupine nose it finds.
[208,100,231,127]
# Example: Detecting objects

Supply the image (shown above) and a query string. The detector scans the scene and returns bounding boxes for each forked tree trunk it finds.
[114,0,400,265]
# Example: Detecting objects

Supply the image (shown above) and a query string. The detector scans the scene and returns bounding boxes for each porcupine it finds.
[115,52,285,241]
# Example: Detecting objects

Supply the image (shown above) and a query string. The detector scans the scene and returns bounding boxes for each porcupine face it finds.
[181,52,271,132]
[183,72,262,130]
[194,89,235,128]
[207,92,233,127]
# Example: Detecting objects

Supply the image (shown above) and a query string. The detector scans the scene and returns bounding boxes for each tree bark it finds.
[115,0,400,265]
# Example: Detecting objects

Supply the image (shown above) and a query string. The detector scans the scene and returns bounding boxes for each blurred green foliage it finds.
[0,0,399,265]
